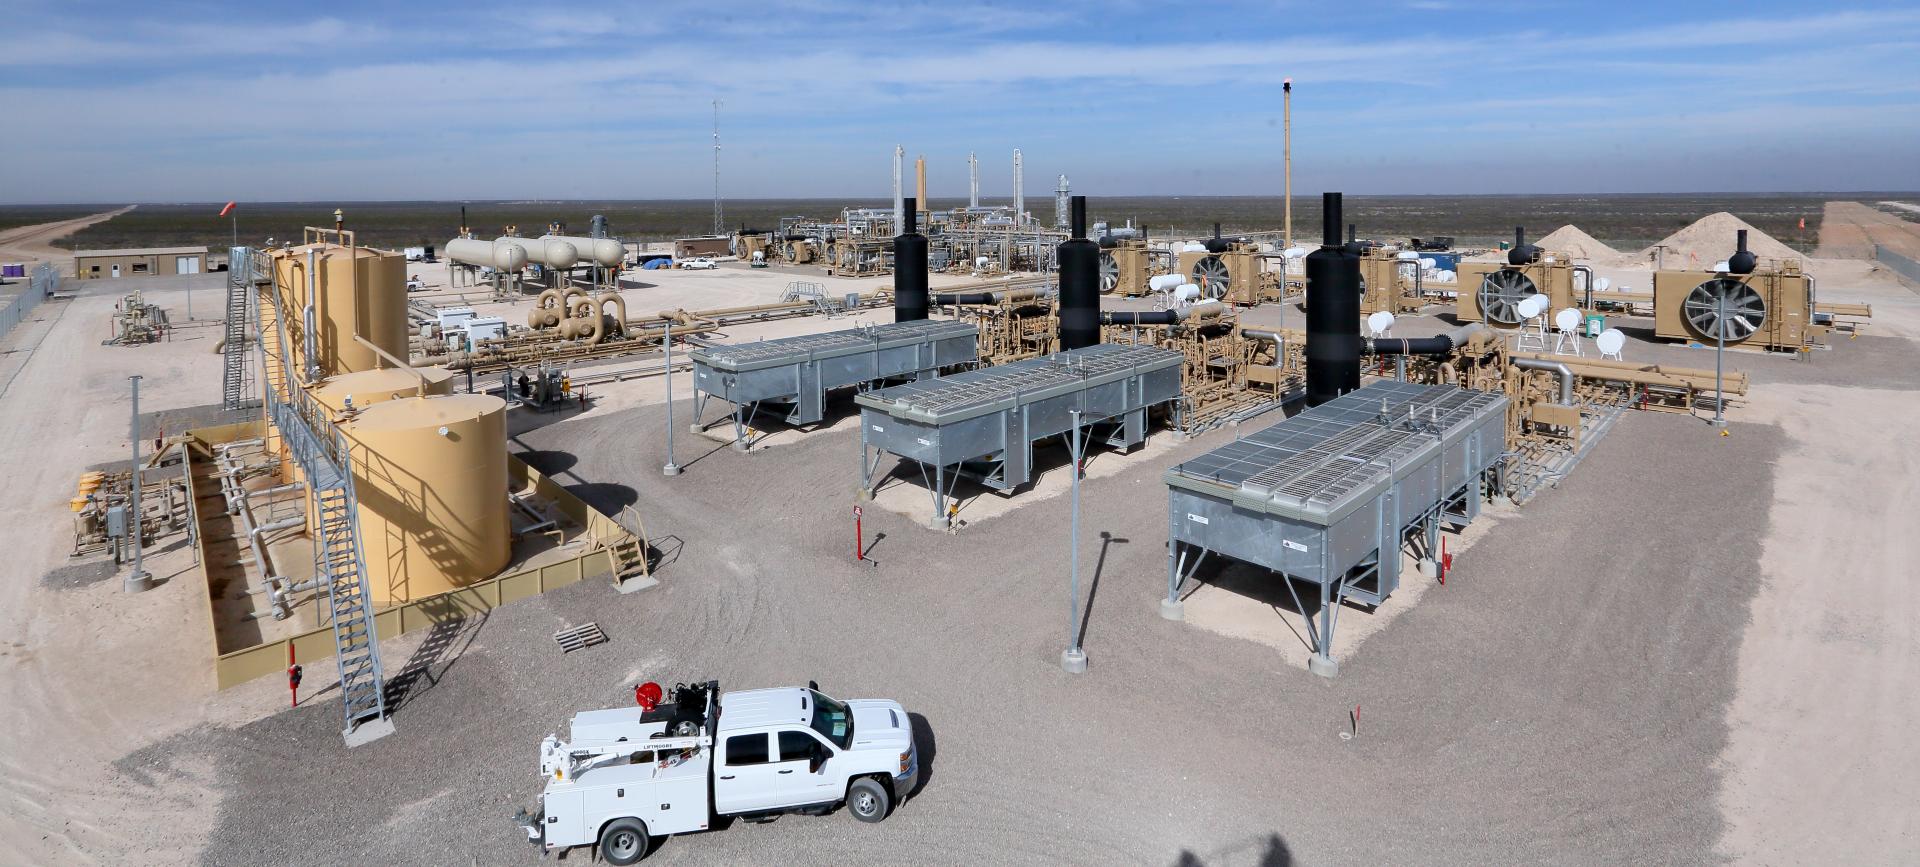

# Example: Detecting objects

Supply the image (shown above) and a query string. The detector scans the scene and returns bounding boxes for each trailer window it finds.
[725,734,769,766]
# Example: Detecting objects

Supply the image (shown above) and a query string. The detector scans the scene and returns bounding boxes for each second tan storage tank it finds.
[342,394,509,605]
[312,366,455,415]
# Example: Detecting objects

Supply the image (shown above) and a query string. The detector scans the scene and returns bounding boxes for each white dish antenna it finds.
[1594,276,1611,292]
[1554,307,1583,332]
[1366,311,1395,336]
[1595,328,1626,356]
[1517,295,1547,320]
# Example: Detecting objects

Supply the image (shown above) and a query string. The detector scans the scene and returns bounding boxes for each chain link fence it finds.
[1875,245,1920,291]
[0,263,60,343]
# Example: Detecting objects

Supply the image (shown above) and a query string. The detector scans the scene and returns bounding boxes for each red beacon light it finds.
[634,681,664,711]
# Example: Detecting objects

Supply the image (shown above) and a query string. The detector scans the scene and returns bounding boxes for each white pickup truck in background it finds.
[516,680,919,864]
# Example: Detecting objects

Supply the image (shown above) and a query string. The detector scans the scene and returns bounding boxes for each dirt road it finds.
[0,207,135,272]
[1813,201,1920,260]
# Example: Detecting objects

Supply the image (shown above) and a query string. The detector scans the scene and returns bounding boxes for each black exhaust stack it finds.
[1306,192,1363,407]
[1058,195,1100,351]
[894,197,929,322]
[1507,226,1539,266]
[1728,229,1757,275]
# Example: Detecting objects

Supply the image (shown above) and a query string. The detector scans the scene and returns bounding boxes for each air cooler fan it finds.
[1099,251,1119,293]
[1682,277,1767,341]
[1476,270,1541,325]
[1190,255,1231,300]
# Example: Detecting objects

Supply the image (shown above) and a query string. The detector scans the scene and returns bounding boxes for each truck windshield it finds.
[808,690,853,749]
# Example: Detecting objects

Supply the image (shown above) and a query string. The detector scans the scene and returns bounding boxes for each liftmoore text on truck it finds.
[517,680,919,863]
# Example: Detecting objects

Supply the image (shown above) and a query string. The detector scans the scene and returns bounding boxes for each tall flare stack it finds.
[894,197,930,322]
[1305,192,1362,407]
[1057,195,1099,351]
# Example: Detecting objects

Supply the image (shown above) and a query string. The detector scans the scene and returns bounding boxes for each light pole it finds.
[1711,286,1727,428]
[125,376,152,593]
[662,321,681,476]
[1062,409,1087,674]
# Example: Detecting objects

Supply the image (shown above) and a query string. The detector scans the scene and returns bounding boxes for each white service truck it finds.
[516,681,918,864]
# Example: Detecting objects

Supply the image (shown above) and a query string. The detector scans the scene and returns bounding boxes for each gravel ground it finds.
[143,385,1783,865]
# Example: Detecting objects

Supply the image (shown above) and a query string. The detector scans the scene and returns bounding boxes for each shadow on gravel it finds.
[649,535,686,571]
[1175,832,1293,867]
[1078,532,1128,648]
[511,447,578,478]
[384,609,490,714]
[564,481,639,513]
[907,712,937,799]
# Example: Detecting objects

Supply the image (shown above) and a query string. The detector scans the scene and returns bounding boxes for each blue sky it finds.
[2,0,1918,202]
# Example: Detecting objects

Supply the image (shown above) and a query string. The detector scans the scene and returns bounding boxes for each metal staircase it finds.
[253,250,392,743]
[221,247,257,411]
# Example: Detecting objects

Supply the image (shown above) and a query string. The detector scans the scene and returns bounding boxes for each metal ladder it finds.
[314,479,386,729]
[221,247,257,411]
[253,254,391,741]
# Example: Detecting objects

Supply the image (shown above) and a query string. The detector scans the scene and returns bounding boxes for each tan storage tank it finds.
[312,366,455,414]
[342,394,510,605]
[269,243,409,378]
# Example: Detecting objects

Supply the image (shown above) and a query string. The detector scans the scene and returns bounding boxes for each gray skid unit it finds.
[689,319,978,448]
[857,343,1183,528]
[1161,381,1508,676]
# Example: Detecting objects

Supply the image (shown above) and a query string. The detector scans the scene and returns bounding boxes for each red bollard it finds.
[853,505,864,561]
[1440,537,1452,584]
[287,644,303,709]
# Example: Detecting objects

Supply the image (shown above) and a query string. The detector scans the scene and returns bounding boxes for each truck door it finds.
[772,730,840,807]
[714,733,778,814]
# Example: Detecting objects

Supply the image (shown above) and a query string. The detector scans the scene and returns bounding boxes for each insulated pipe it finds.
[1305,192,1362,406]
[1512,356,1576,405]
[893,198,930,322]
[1057,196,1100,350]
[1363,323,1489,357]
[1102,299,1227,326]
[1241,327,1292,370]
[932,286,1046,306]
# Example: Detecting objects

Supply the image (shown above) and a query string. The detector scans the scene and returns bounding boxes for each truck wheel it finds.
[847,777,891,824]
[599,818,651,865]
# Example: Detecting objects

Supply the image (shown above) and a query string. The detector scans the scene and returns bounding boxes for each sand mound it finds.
[1638,212,1801,266]
[1537,225,1624,264]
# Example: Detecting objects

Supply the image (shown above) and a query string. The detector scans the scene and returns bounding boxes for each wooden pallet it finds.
[554,622,608,653]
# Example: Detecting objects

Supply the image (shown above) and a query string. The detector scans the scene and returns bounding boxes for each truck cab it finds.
[519,681,918,864]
